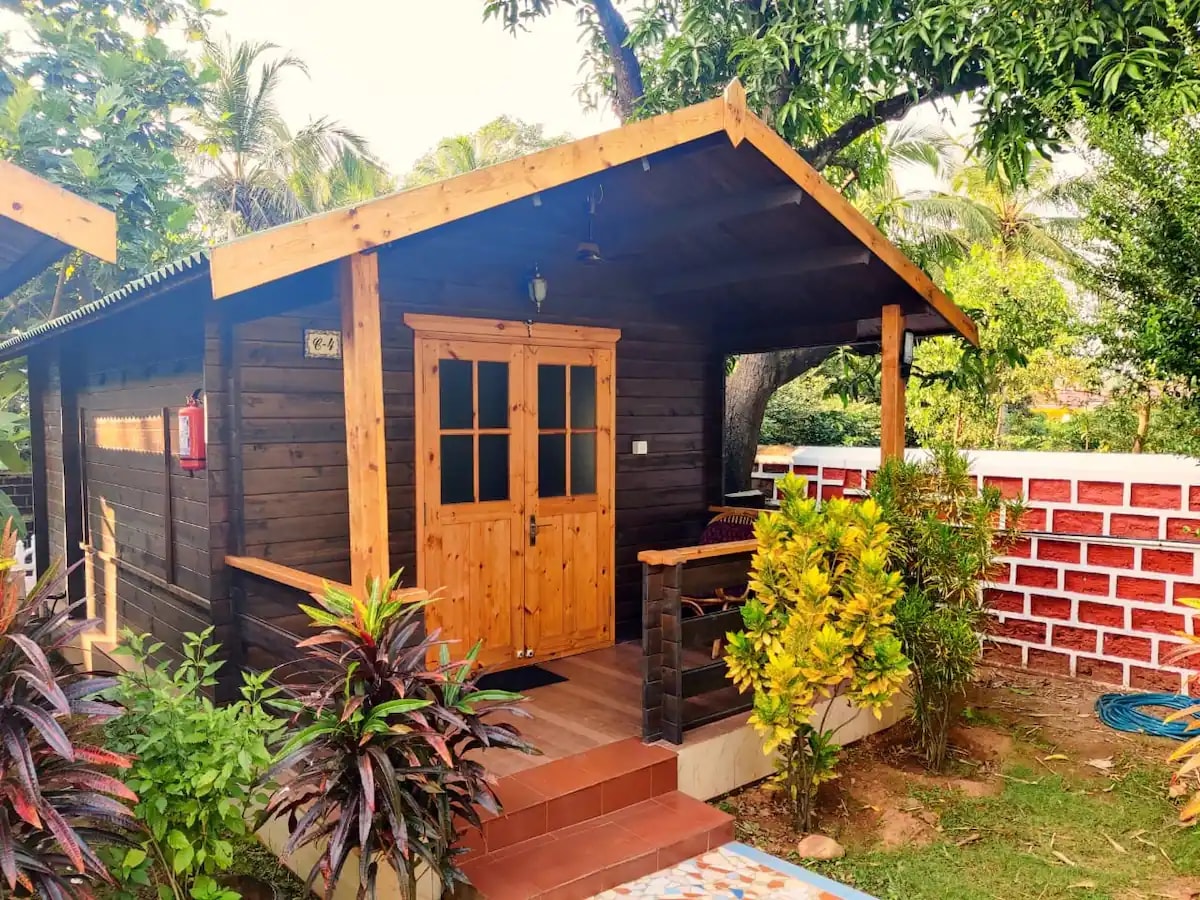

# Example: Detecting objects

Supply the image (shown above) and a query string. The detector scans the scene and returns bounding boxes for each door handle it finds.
[529,515,538,547]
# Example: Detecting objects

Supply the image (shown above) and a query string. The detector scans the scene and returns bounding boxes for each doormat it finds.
[477,665,567,693]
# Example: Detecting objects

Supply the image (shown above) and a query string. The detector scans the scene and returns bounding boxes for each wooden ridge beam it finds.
[0,161,117,263]
[654,245,869,297]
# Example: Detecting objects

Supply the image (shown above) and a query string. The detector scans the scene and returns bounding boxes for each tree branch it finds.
[803,71,988,171]
[590,0,644,119]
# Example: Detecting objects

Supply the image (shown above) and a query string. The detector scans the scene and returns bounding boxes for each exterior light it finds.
[900,329,916,379]
[528,265,548,313]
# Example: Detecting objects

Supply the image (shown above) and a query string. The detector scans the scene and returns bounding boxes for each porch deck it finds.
[483,642,642,778]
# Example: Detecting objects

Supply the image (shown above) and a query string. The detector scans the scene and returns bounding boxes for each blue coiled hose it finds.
[1095,692,1198,741]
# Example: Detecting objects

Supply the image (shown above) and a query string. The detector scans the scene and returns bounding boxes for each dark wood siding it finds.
[56,283,216,658]
[41,354,66,571]
[229,250,722,642]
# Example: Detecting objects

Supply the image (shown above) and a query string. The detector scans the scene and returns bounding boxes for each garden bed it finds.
[718,666,1200,900]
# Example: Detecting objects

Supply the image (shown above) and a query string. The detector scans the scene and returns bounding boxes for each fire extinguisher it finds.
[178,390,206,472]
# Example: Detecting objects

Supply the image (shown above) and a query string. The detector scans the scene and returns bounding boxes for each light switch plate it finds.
[632,440,648,455]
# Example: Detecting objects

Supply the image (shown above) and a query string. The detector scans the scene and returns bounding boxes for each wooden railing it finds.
[639,542,754,744]
[225,555,427,603]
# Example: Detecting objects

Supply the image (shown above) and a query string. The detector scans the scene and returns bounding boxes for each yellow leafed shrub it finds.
[725,473,910,832]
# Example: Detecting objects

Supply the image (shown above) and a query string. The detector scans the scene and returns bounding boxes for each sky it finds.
[213,0,620,176]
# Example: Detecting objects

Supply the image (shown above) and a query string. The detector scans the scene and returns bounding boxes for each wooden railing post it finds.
[642,562,665,742]
[661,562,685,744]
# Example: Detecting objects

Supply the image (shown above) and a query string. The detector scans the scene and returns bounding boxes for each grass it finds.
[806,762,1200,900]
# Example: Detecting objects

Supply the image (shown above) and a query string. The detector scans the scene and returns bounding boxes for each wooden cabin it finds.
[0,83,977,702]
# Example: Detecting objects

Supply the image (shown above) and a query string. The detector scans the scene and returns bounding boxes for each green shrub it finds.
[871,446,1024,770]
[725,475,910,832]
[0,545,139,900]
[103,628,282,900]
[260,573,538,900]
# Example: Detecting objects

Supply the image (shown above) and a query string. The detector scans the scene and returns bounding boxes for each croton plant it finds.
[260,572,537,900]
[0,523,139,899]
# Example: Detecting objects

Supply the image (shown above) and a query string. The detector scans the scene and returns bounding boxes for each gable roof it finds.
[210,81,978,345]
[0,161,118,299]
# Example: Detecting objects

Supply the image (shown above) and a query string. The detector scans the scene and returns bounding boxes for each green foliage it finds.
[404,115,571,187]
[760,369,880,448]
[192,39,391,240]
[909,245,1081,448]
[0,0,211,325]
[725,475,909,831]
[485,0,1200,185]
[871,446,1024,770]
[103,629,282,900]
[260,572,537,900]
[0,539,139,900]
[1085,113,1200,389]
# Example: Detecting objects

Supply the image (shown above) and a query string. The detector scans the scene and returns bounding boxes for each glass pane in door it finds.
[478,434,509,502]
[538,433,567,498]
[439,359,473,429]
[440,435,474,504]
[570,432,596,495]
[538,365,567,429]
[570,366,597,429]
[477,361,509,429]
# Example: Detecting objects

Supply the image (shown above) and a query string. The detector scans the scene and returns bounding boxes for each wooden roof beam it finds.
[735,115,979,345]
[0,161,117,263]
[606,185,803,256]
[209,97,728,299]
[653,245,869,297]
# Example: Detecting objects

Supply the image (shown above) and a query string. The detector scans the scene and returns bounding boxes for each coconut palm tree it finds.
[403,116,570,187]
[192,39,390,238]
[907,155,1089,267]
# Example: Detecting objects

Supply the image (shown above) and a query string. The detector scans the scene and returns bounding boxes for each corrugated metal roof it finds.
[0,250,209,357]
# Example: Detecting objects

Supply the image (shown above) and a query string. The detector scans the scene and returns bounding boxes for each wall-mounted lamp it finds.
[528,265,548,313]
[900,329,916,379]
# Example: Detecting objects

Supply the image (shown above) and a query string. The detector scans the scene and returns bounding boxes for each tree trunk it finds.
[723,348,835,494]
[1132,398,1153,453]
[590,0,644,119]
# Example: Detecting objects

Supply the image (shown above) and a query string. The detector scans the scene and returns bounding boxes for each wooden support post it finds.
[880,304,907,464]
[339,252,389,593]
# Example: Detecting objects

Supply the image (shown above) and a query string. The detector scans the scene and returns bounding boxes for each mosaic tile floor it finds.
[593,842,877,900]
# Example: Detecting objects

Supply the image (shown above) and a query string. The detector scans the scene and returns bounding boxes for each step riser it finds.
[461,792,735,900]
[462,738,678,858]
[529,819,735,900]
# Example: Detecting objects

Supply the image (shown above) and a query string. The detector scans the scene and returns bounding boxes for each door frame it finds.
[406,314,621,667]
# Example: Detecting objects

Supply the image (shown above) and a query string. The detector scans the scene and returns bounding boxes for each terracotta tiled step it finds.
[459,791,734,900]
[458,737,678,858]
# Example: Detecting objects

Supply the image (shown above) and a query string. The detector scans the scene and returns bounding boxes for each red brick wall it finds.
[754,448,1200,695]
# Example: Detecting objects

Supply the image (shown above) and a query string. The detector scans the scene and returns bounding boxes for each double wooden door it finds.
[410,316,617,671]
